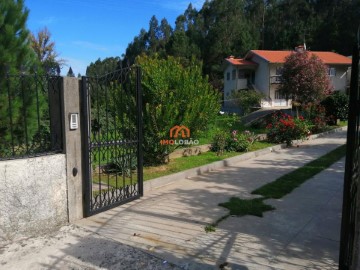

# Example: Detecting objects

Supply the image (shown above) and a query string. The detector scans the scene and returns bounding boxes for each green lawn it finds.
[207,144,347,232]
[92,140,275,193]
[252,144,346,198]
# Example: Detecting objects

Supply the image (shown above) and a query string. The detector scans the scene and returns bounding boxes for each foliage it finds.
[210,131,227,155]
[266,112,311,146]
[86,57,122,77]
[30,27,64,75]
[136,54,220,165]
[204,225,216,233]
[121,0,358,91]
[321,92,349,122]
[103,154,137,177]
[279,50,332,105]
[226,130,254,152]
[211,129,256,154]
[0,0,36,75]
[301,103,327,133]
[0,0,47,157]
[231,89,263,115]
[219,197,275,218]
[66,66,75,77]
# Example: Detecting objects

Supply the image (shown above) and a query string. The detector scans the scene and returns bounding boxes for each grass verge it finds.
[207,144,346,232]
[144,141,274,181]
[251,144,346,199]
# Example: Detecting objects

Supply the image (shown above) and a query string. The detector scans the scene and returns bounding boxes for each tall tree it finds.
[0,0,36,76]
[147,15,160,54]
[86,57,121,77]
[168,9,202,64]
[0,0,44,156]
[30,27,64,75]
[313,0,360,55]
[201,0,259,88]
[67,66,75,77]
[279,50,332,106]
[124,29,147,64]
[263,0,317,50]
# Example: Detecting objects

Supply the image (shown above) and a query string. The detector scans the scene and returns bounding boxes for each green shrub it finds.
[301,103,327,133]
[226,130,252,152]
[103,154,137,177]
[320,92,349,122]
[210,131,227,155]
[231,89,263,115]
[211,130,256,154]
[136,55,220,165]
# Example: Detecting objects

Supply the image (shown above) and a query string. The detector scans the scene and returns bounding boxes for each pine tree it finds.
[0,0,41,157]
[0,0,35,76]
[67,66,75,77]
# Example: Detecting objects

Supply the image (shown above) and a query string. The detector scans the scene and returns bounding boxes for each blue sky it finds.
[24,0,205,76]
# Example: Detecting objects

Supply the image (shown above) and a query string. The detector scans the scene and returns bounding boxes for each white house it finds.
[223,47,352,109]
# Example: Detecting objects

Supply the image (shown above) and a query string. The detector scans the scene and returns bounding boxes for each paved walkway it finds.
[78,130,346,269]
[0,129,346,269]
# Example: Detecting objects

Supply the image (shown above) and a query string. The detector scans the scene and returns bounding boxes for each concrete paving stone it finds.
[0,128,347,269]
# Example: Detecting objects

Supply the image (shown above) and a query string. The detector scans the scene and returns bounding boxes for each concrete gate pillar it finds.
[61,77,84,222]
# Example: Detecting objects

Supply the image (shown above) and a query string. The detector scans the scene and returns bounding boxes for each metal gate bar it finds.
[81,66,143,216]
[339,43,360,269]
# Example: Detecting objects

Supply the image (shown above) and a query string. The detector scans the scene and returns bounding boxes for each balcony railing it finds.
[270,75,283,84]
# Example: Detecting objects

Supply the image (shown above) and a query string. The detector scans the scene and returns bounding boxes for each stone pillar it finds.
[61,77,83,222]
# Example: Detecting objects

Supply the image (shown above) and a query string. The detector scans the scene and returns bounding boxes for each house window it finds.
[232,69,236,80]
[328,67,336,76]
[275,90,285,99]
[276,66,284,75]
[238,70,245,79]
[227,72,230,81]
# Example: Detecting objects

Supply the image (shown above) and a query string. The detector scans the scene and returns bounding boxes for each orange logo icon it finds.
[169,125,190,138]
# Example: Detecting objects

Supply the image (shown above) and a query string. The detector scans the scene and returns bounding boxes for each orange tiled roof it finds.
[225,57,257,66]
[248,50,352,65]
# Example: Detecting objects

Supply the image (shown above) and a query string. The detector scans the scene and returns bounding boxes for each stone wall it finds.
[0,154,67,242]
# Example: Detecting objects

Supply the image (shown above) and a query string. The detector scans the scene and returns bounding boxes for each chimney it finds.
[295,45,305,53]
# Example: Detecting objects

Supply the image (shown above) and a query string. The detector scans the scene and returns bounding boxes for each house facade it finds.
[223,48,352,110]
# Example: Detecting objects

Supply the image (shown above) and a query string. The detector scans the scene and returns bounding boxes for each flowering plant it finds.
[266,112,311,146]
[211,130,257,154]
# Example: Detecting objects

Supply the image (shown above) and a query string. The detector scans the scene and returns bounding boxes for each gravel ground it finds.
[0,224,183,270]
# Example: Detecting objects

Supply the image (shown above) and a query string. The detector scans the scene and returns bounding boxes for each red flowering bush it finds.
[266,112,311,146]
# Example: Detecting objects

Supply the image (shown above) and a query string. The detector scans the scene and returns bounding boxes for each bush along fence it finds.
[0,73,63,160]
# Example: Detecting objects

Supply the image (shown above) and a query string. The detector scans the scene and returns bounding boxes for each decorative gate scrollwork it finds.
[81,66,143,216]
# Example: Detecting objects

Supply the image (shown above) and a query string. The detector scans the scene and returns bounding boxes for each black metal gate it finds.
[81,66,143,216]
[339,42,360,269]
